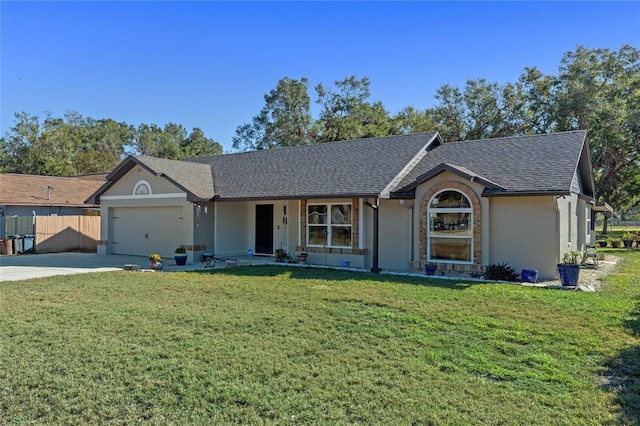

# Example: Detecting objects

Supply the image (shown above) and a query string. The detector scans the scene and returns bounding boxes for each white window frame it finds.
[427,190,473,264]
[307,202,352,248]
[133,180,152,196]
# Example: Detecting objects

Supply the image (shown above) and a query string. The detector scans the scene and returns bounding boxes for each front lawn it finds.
[1,251,639,425]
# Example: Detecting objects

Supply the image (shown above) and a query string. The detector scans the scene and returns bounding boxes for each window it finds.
[586,206,592,238]
[133,180,151,196]
[307,203,352,247]
[427,190,472,263]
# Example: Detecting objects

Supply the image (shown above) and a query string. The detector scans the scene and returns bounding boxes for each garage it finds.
[110,207,183,257]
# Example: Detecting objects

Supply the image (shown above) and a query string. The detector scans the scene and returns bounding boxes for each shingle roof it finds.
[188,132,439,199]
[392,130,589,195]
[93,131,590,202]
[0,173,107,207]
[130,155,214,199]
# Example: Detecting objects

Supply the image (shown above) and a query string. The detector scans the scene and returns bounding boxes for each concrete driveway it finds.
[0,252,151,282]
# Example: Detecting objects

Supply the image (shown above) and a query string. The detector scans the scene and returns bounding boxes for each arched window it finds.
[133,180,152,196]
[427,190,472,263]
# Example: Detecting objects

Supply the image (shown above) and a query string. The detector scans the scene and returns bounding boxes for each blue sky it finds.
[2,1,639,152]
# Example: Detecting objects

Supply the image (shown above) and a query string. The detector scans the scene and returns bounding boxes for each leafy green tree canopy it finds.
[1,111,222,175]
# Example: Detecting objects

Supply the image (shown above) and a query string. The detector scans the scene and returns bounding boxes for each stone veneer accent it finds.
[416,181,484,276]
[182,244,206,251]
[296,198,367,255]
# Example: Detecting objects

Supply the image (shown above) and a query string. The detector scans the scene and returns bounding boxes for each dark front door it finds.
[255,204,274,254]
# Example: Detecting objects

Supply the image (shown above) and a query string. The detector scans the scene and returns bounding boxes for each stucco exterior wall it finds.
[103,166,180,196]
[378,198,412,271]
[214,201,249,257]
[193,202,215,259]
[97,167,193,257]
[489,196,558,280]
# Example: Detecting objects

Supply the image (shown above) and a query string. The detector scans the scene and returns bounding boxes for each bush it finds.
[483,262,519,281]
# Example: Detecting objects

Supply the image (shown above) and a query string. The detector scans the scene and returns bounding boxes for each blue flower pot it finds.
[425,264,437,275]
[340,259,351,268]
[557,264,580,287]
[521,269,538,283]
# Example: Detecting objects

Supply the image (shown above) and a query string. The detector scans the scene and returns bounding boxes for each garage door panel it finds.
[111,207,183,257]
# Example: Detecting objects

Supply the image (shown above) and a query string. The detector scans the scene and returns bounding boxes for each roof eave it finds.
[482,190,571,197]
[211,192,382,202]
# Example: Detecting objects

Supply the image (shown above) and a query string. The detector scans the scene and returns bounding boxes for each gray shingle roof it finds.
[188,132,439,199]
[392,130,589,196]
[131,156,215,199]
[93,130,591,202]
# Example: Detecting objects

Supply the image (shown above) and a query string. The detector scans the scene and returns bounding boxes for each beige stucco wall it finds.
[488,196,559,280]
[214,201,249,257]
[193,201,215,259]
[97,166,194,258]
[378,198,412,271]
[104,166,181,196]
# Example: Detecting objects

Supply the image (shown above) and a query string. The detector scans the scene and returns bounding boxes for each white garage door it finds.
[111,207,183,257]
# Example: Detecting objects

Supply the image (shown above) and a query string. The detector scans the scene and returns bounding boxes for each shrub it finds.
[483,262,519,281]
[175,246,186,254]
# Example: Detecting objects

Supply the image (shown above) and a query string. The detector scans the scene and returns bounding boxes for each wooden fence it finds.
[35,216,100,253]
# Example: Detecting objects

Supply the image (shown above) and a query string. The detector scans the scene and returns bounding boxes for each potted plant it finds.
[148,253,163,270]
[557,250,581,287]
[622,231,633,249]
[425,264,437,275]
[521,269,539,283]
[610,237,623,248]
[174,246,188,266]
[297,252,308,263]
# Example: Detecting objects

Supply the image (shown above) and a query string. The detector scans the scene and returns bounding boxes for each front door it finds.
[255,204,274,254]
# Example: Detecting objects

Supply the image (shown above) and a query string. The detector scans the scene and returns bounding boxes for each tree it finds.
[315,75,394,142]
[429,78,528,142]
[554,45,640,226]
[1,111,220,175]
[0,112,76,176]
[181,128,223,158]
[233,77,313,150]
[392,106,437,134]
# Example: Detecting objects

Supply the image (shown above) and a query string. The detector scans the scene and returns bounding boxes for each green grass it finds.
[1,251,639,425]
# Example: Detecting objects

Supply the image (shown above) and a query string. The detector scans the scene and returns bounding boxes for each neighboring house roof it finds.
[392,130,593,197]
[0,173,107,207]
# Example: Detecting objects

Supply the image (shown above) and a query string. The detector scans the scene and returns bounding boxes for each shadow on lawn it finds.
[603,297,640,424]
[194,264,477,290]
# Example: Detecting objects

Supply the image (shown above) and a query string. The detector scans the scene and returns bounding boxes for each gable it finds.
[98,165,186,198]
[392,130,590,198]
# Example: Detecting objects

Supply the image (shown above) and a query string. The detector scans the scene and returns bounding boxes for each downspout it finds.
[364,198,380,273]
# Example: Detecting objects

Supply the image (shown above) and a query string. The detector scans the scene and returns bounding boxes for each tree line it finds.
[1,45,637,217]
[0,111,223,177]
[232,45,639,218]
